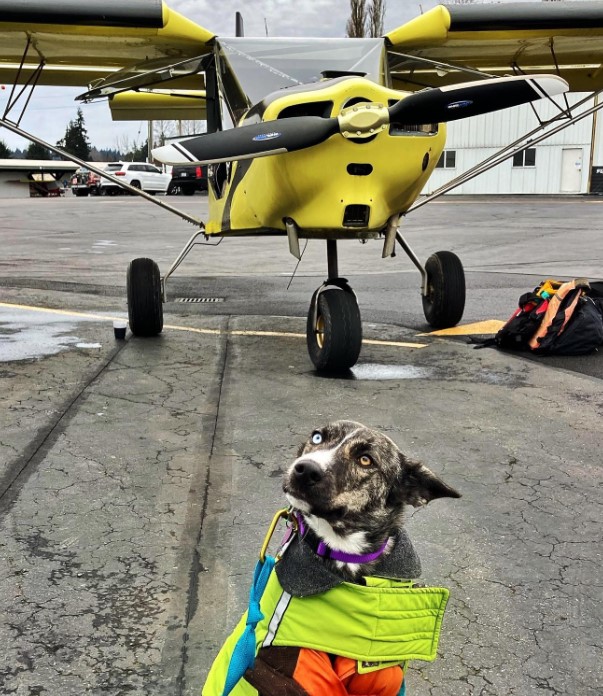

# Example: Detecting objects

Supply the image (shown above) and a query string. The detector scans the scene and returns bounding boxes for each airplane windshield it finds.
[217,37,386,118]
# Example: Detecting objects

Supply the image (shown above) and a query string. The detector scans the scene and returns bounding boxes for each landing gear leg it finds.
[306,240,362,372]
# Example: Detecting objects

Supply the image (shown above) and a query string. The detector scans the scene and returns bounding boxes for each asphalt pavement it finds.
[0,194,601,696]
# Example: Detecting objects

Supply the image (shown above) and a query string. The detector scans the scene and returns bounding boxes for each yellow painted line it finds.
[419,319,505,337]
[0,301,119,322]
[231,329,305,339]
[0,301,428,349]
[171,326,427,348]
[364,338,428,349]
[164,324,223,336]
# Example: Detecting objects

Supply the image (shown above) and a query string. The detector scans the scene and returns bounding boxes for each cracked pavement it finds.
[0,196,602,695]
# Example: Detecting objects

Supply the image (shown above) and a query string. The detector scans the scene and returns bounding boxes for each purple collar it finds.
[296,514,390,564]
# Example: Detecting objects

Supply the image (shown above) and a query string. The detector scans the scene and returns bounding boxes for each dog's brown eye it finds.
[359,455,372,467]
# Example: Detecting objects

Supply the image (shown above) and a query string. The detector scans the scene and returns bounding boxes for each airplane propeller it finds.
[152,74,568,166]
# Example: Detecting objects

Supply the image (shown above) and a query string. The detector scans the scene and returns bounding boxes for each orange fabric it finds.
[528,279,579,349]
[292,649,349,695]
[291,648,404,696]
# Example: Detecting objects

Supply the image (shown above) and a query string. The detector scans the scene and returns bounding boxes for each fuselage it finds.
[204,38,446,238]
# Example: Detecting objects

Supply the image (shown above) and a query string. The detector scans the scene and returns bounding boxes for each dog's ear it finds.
[388,454,461,508]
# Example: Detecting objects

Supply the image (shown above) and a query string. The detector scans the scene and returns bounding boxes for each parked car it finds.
[100,162,171,195]
[168,164,208,195]
[71,167,101,196]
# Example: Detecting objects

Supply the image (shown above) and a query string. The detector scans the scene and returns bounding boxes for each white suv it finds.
[100,162,171,195]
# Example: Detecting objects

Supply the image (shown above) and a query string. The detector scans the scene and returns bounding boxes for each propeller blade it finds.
[389,75,568,125]
[152,116,339,165]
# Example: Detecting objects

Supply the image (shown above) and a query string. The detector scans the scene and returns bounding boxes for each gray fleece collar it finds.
[275,528,422,597]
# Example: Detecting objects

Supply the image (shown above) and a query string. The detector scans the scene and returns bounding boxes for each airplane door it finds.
[560,148,583,193]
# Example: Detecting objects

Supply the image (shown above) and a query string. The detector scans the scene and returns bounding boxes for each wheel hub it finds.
[315,314,325,349]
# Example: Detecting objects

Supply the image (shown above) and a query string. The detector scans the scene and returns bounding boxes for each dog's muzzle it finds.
[292,459,323,486]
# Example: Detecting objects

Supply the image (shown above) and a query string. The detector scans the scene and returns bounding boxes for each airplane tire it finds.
[307,289,362,371]
[127,257,163,337]
[422,251,465,329]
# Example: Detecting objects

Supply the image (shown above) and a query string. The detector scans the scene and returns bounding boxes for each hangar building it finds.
[424,93,603,196]
[0,159,78,198]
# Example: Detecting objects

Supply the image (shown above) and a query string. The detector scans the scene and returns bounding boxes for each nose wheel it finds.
[307,283,362,372]
[305,239,362,371]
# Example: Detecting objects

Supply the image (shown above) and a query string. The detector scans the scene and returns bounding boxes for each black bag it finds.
[533,293,603,355]
[475,279,603,356]
[491,291,549,351]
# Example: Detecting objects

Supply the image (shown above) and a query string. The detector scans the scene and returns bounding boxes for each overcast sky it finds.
[0,0,543,152]
[0,0,442,151]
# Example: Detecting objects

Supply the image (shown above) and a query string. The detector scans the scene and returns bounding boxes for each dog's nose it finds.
[293,459,323,485]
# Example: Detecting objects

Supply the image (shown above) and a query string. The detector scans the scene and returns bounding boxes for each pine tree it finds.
[26,141,53,160]
[57,108,91,160]
[0,140,12,158]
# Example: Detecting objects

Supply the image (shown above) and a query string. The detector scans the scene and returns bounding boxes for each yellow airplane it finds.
[2,1,603,371]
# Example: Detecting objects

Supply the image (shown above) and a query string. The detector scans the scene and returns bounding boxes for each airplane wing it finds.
[386,2,603,92]
[0,0,214,89]
[109,90,207,121]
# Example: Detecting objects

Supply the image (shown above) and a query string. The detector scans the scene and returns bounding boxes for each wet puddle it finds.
[0,309,107,362]
[350,364,434,380]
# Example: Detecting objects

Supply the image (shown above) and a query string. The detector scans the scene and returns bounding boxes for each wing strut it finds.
[0,119,205,228]
[2,37,45,127]
[406,88,603,215]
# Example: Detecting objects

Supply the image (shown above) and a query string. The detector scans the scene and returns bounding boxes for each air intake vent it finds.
[343,205,370,227]
[175,297,224,303]
[347,163,373,176]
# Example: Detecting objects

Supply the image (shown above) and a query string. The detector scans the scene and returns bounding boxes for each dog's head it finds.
[283,420,460,546]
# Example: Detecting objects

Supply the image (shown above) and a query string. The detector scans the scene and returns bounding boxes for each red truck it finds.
[71,167,101,196]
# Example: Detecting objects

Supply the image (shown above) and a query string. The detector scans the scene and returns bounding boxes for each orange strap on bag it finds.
[528,279,582,350]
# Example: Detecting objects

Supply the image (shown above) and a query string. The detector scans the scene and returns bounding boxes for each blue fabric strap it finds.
[221,555,276,696]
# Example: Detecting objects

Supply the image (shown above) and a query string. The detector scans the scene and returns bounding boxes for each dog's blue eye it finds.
[311,432,322,445]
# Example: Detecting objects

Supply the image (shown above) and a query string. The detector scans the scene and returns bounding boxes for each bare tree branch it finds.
[368,0,385,37]
[346,0,367,37]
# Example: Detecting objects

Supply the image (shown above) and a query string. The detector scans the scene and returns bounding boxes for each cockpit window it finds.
[216,37,386,123]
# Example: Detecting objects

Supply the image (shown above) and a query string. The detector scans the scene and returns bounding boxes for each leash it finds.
[221,509,291,696]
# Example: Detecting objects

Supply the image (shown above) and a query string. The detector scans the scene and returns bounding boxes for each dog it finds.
[223,420,461,696]
[282,420,461,583]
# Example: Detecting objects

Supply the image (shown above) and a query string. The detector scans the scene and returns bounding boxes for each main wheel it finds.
[127,258,163,336]
[422,251,465,329]
[307,289,362,371]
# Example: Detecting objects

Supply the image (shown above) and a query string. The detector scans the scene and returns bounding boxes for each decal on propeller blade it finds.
[252,132,282,141]
[447,100,473,110]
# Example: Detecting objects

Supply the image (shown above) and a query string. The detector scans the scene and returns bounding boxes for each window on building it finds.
[436,150,456,168]
[512,148,536,167]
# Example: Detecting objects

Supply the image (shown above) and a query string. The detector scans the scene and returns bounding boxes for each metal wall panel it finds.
[423,93,594,194]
